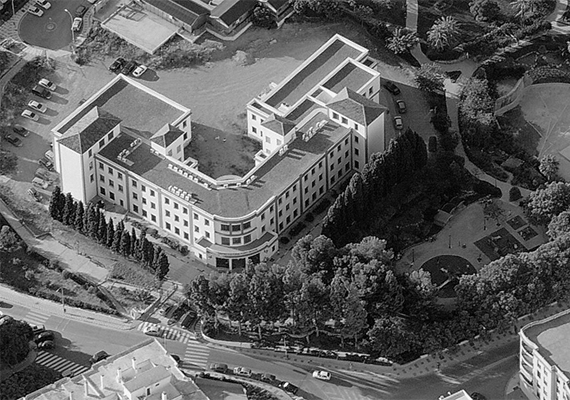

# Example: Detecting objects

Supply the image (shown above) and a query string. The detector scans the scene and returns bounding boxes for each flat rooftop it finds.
[322,61,375,94]
[265,38,366,108]
[525,310,570,376]
[58,78,186,140]
[100,112,350,218]
[285,98,321,123]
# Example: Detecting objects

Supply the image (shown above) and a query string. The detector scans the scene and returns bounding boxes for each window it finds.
[165,198,170,205]
[151,202,156,209]
[319,161,323,169]
[183,207,188,214]
[143,210,147,217]
[286,204,290,211]
[175,227,180,235]
[369,86,373,95]
[174,203,179,210]
[278,198,282,205]
[175,215,179,222]
[177,145,181,153]
[183,132,188,140]
[165,210,170,217]
[193,213,199,220]
[265,136,271,144]
[99,138,105,148]
[345,150,349,158]
[270,205,274,212]
[133,205,139,213]
[100,187,106,195]
[232,225,240,232]
[354,136,359,143]
[311,168,315,175]
[294,209,298,218]
[261,213,265,221]
[184,220,188,227]
[330,163,334,171]
[184,232,189,240]
[108,132,114,140]
[168,150,172,157]
[182,120,187,128]
[204,220,210,226]
[305,199,309,207]
[304,175,308,181]
[142,198,147,205]
[278,210,283,217]
[222,237,230,245]
[252,114,256,120]
[117,172,122,180]
[338,170,342,178]
[354,123,359,131]
[232,237,241,245]
[311,181,315,188]
[345,163,350,172]
[132,180,137,187]
[194,226,199,233]
[252,127,257,134]
[90,174,94,183]
[341,117,348,124]
[150,190,155,196]
[142,185,146,192]
[99,175,105,182]
[355,148,359,156]
[293,198,297,204]
[319,173,323,181]
[205,232,210,239]
[293,185,297,192]
[304,187,308,194]
[332,112,339,120]
[244,235,251,244]
[345,138,349,145]
[329,151,334,158]
[109,192,115,200]
[270,218,274,225]
[88,149,93,157]
[166,222,171,230]
[286,216,290,224]
[355,160,360,169]
[331,176,336,184]
[99,162,104,169]
[262,226,266,232]
[109,179,114,188]
[337,144,341,152]
[221,224,230,231]
[108,167,113,175]
[279,222,283,230]
[319,186,324,194]
[118,184,123,193]
[89,161,93,170]
[285,191,290,198]
[312,193,317,200]
[276,139,282,146]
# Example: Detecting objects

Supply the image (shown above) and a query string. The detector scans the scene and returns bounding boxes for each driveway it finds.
[18,0,92,51]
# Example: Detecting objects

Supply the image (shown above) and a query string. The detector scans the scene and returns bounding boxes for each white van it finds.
[44,150,54,162]
[32,177,49,189]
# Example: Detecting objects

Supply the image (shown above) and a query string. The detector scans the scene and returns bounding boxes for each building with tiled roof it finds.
[519,309,570,400]
[23,339,212,400]
[52,34,395,270]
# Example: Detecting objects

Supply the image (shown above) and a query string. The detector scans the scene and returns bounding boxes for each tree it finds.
[366,316,416,359]
[525,182,570,225]
[87,205,100,239]
[61,193,76,226]
[415,63,445,93]
[106,218,115,248]
[152,246,163,272]
[156,253,170,280]
[387,28,418,54]
[427,16,460,51]
[0,318,33,367]
[251,4,276,28]
[111,229,122,253]
[539,154,559,182]
[459,78,496,138]
[120,230,131,257]
[339,284,368,347]
[0,150,17,175]
[49,186,65,222]
[130,227,138,257]
[226,272,250,336]
[293,0,343,19]
[0,225,20,252]
[97,213,107,244]
[74,201,85,233]
[547,211,570,239]
[470,0,501,22]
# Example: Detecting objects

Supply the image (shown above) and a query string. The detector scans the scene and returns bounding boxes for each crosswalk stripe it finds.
[137,322,197,344]
[25,310,49,326]
[35,352,88,375]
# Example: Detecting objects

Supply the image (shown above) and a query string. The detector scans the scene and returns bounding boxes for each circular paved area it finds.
[18,0,89,50]
[421,255,476,298]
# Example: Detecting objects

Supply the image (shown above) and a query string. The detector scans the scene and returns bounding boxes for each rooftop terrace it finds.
[57,77,187,141]
[265,38,366,109]
[524,309,570,376]
[323,61,375,94]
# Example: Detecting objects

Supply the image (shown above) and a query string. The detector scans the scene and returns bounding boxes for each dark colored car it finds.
[209,363,229,373]
[170,354,181,365]
[32,85,52,100]
[13,124,28,137]
[383,80,401,95]
[35,331,54,343]
[109,57,125,73]
[260,373,276,383]
[39,157,54,171]
[75,5,87,17]
[89,351,110,365]
[28,188,42,202]
[31,324,45,334]
[396,99,407,113]
[38,340,55,350]
[5,134,22,147]
[471,393,487,400]
[279,382,299,394]
[121,60,137,75]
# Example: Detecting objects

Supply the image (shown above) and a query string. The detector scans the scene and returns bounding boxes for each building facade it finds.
[52,34,393,270]
[519,309,570,400]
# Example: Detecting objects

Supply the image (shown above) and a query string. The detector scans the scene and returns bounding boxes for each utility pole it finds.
[58,287,66,313]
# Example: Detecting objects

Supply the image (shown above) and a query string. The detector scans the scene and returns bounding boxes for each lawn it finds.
[497,107,542,157]
[107,285,155,312]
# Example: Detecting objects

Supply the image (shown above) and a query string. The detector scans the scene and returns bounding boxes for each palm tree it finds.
[427,16,460,51]
[387,28,419,54]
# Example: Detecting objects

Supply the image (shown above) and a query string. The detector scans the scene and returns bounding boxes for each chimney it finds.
[116,367,122,383]
[100,375,104,390]
[131,357,137,371]
[84,380,89,396]
[161,392,167,400]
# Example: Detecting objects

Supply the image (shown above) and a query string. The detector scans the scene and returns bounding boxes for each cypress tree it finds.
[62,193,76,225]
[74,201,85,233]
[156,253,170,281]
[98,215,107,244]
[111,229,122,253]
[116,220,125,233]
[84,202,93,234]
[49,186,65,221]
[88,206,100,239]
[106,218,115,248]
[120,230,131,257]
[130,227,137,257]
[141,237,152,266]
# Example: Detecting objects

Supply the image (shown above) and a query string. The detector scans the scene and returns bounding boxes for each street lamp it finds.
[58,287,66,313]
[63,9,75,54]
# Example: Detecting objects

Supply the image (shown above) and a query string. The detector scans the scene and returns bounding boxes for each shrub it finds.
[509,186,522,202]
[179,245,189,255]
[473,180,502,198]
[61,269,70,279]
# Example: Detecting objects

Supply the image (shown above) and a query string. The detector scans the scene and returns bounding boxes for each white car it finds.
[22,109,39,121]
[38,78,56,91]
[72,17,82,32]
[132,64,148,78]
[143,325,162,337]
[28,6,44,16]
[393,115,403,130]
[233,366,252,377]
[35,0,51,9]
[28,100,46,113]
[312,370,331,381]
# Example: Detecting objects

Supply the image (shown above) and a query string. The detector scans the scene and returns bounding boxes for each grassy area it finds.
[76,23,224,69]
[0,185,51,234]
[0,363,61,400]
[108,285,155,311]
[110,262,160,290]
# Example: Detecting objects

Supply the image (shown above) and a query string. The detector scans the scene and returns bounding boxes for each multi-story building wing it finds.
[519,309,570,400]
[53,34,394,270]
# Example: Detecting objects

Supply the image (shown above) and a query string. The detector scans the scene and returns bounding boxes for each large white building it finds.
[519,309,570,400]
[52,34,396,270]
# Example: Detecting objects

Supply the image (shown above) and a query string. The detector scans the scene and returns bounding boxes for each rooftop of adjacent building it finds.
[98,111,351,218]
[54,75,188,143]
[523,308,570,376]
[144,0,210,26]
[210,0,257,26]
[439,390,473,400]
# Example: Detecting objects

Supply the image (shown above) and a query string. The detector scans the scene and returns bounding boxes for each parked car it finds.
[12,125,28,137]
[38,340,55,350]
[38,78,56,91]
[396,99,407,113]
[28,100,46,113]
[233,366,252,377]
[121,60,137,75]
[260,373,276,383]
[109,57,125,73]
[132,64,148,78]
[32,85,51,99]
[209,363,228,373]
[21,109,39,121]
[32,177,49,189]
[89,350,109,365]
[35,168,50,180]
[39,157,54,171]
[312,370,331,381]
[28,6,44,16]
[170,354,181,365]
[45,150,54,162]
[72,17,82,32]
[393,115,403,130]
[34,331,54,343]
[278,382,299,394]
[75,5,87,17]
[143,325,162,337]
[383,80,400,95]
[470,393,487,400]
[31,324,45,334]
[5,134,22,147]
[28,187,42,202]
[61,368,75,378]
[35,0,51,9]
